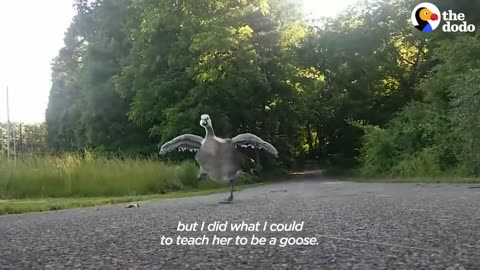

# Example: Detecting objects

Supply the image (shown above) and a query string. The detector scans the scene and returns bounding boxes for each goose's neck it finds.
[205,126,215,137]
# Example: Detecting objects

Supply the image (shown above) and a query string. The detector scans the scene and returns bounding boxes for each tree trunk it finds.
[306,124,314,156]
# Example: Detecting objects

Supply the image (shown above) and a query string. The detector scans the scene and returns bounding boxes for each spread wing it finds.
[231,133,279,158]
[159,134,204,155]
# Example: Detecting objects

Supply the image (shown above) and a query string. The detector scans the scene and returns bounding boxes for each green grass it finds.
[0,153,263,215]
[322,166,480,183]
[0,154,197,199]
[346,176,480,184]
[0,153,259,199]
[0,183,264,215]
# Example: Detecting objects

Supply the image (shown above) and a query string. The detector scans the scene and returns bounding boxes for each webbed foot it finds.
[218,195,234,204]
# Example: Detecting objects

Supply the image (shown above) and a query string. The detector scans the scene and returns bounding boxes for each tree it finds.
[44,0,480,177]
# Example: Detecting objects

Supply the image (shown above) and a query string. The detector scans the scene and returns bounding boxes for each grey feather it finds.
[159,134,203,155]
[231,133,279,157]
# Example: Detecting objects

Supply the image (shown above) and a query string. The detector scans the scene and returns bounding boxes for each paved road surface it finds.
[1,180,479,269]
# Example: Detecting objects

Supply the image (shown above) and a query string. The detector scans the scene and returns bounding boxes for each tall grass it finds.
[0,152,262,199]
[0,153,209,199]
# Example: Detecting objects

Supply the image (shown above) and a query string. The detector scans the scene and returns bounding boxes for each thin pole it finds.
[13,124,16,161]
[6,86,10,159]
[19,123,23,154]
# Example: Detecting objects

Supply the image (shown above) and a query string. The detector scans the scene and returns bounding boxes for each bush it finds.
[390,147,442,178]
[351,122,397,177]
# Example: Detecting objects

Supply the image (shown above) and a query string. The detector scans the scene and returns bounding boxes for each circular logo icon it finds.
[411,2,441,32]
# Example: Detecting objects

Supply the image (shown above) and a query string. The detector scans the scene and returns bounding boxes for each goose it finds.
[159,114,279,203]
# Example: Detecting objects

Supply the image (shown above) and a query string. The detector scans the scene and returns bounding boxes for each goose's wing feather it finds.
[159,134,203,155]
[231,133,279,157]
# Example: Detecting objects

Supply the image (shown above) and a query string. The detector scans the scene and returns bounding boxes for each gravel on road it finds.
[1,180,479,269]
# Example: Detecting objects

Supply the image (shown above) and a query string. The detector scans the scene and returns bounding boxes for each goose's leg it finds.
[228,180,234,201]
[197,172,207,181]
[219,180,234,204]
[197,167,207,180]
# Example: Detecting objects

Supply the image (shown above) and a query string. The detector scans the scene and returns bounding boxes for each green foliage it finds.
[355,124,397,177]
[175,160,201,188]
[449,69,480,175]
[293,0,433,165]
[390,147,442,178]
[43,0,480,180]
[46,0,153,154]
[356,33,480,178]
[46,0,311,170]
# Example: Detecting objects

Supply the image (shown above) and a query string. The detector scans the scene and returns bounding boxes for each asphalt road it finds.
[1,180,479,269]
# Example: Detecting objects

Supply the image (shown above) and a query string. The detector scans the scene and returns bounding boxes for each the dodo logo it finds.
[411,2,440,32]
[411,2,476,33]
